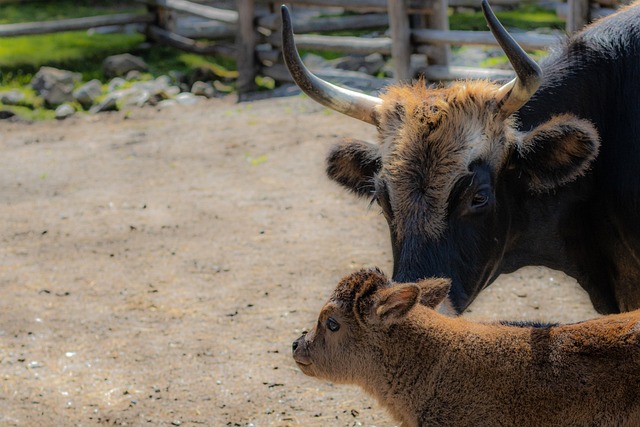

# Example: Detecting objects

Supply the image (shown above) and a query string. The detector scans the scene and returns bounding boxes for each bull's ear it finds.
[326,138,382,196]
[513,114,600,192]
[371,284,420,325]
[416,278,451,308]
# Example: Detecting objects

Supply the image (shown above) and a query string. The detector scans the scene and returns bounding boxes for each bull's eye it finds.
[471,188,491,209]
[326,317,340,332]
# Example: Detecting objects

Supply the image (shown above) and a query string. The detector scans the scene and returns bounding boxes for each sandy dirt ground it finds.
[0,95,600,426]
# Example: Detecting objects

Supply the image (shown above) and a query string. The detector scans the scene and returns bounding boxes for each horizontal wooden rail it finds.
[268,33,392,54]
[257,12,389,32]
[147,25,234,56]
[412,29,561,50]
[555,3,616,21]
[422,64,514,81]
[140,0,238,23]
[277,0,435,13]
[0,13,155,37]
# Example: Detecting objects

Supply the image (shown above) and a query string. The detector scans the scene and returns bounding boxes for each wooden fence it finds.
[0,0,627,95]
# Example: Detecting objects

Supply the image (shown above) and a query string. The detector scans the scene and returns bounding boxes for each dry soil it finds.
[0,95,599,426]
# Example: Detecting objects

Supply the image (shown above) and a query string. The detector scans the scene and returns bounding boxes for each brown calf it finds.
[293,269,640,426]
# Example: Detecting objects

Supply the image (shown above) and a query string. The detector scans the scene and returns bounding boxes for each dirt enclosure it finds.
[0,95,599,426]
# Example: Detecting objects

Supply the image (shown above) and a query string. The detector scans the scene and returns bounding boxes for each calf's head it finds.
[292,268,450,384]
[282,1,600,313]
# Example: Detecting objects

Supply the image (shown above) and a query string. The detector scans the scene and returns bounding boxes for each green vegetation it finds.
[449,4,564,31]
[0,0,562,120]
[0,0,238,119]
[0,0,143,24]
[0,32,146,83]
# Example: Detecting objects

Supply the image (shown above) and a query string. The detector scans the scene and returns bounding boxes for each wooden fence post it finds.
[425,0,451,66]
[236,0,258,95]
[567,0,590,32]
[145,1,177,44]
[388,0,412,81]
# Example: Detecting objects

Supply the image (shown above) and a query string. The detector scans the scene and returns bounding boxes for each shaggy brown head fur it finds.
[377,81,518,239]
[293,269,640,427]
[329,80,599,240]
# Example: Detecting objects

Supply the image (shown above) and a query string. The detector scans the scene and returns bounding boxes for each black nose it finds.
[292,339,299,352]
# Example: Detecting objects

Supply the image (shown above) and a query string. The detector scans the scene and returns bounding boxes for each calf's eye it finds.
[326,317,340,332]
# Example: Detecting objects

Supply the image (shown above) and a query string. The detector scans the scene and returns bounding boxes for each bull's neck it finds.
[499,185,584,278]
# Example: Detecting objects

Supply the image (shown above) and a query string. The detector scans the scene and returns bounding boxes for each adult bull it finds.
[281,1,640,314]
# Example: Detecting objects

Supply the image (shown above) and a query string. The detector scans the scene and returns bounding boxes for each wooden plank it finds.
[448,0,519,7]
[425,0,451,66]
[556,4,615,22]
[175,20,235,40]
[388,0,412,81]
[421,65,515,81]
[262,63,391,91]
[0,13,155,37]
[236,0,257,94]
[147,25,234,56]
[566,0,590,32]
[141,0,238,24]
[268,33,392,54]
[412,29,560,50]
[257,12,389,32]
[278,0,434,13]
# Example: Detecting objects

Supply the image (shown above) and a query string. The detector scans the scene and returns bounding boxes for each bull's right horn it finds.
[482,0,542,117]
[281,5,382,126]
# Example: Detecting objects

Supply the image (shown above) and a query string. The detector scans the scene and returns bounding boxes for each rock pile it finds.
[0,53,235,120]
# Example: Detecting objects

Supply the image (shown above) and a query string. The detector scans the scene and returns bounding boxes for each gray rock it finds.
[333,53,385,75]
[31,66,82,107]
[174,92,202,106]
[155,75,172,89]
[125,70,142,81]
[301,53,330,70]
[164,86,181,98]
[157,99,178,109]
[89,93,119,114]
[55,103,76,120]
[117,89,151,110]
[107,77,126,92]
[191,81,215,98]
[0,89,26,106]
[73,79,103,109]
[102,54,148,79]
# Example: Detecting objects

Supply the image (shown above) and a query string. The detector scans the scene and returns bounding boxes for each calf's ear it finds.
[513,114,600,192]
[326,138,382,197]
[416,278,451,308]
[371,284,420,325]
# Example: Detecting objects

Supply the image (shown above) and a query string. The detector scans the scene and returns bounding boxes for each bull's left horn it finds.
[281,5,382,126]
[482,0,542,117]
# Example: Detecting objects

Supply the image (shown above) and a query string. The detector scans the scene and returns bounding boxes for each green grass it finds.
[450,4,564,31]
[0,32,147,83]
[0,1,239,118]
[0,0,144,24]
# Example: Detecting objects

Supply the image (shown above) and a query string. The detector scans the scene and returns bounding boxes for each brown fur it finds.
[377,81,517,239]
[517,113,601,192]
[329,80,600,240]
[293,269,640,427]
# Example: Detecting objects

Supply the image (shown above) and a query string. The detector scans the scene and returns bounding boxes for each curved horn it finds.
[482,0,542,117]
[281,5,382,126]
